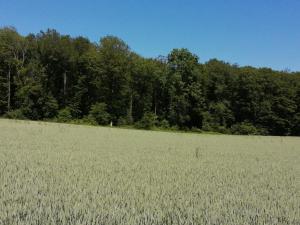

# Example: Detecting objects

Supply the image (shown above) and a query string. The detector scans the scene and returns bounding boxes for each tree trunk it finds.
[7,65,11,111]
[63,72,67,97]
[128,93,133,124]
[154,90,157,115]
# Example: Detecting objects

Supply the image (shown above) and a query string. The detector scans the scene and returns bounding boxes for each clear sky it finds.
[0,0,300,71]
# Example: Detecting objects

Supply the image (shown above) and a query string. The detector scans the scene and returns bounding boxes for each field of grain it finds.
[0,119,299,225]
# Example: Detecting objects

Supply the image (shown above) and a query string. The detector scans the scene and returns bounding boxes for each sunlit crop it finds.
[0,119,299,225]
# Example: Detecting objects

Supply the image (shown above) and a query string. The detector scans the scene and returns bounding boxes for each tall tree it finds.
[96,36,132,124]
[0,27,28,112]
[37,29,76,107]
[166,49,204,128]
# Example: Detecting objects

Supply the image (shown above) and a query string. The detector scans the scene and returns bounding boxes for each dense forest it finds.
[0,27,300,136]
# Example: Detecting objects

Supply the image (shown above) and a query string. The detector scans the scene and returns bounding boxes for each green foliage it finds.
[16,85,58,120]
[97,36,132,123]
[158,119,170,129]
[190,127,202,133]
[117,116,132,126]
[4,109,26,120]
[231,122,258,135]
[0,76,8,114]
[56,107,73,122]
[291,113,300,135]
[135,112,158,129]
[166,49,205,129]
[88,102,110,125]
[0,27,300,135]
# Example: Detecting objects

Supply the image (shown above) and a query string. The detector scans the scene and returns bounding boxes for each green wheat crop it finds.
[0,119,299,225]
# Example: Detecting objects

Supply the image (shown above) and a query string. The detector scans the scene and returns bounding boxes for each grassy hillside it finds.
[0,119,299,225]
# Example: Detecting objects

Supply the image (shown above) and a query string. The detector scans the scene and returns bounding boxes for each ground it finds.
[0,119,299,225]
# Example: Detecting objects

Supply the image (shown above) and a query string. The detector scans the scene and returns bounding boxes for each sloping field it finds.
[0,119,299,225]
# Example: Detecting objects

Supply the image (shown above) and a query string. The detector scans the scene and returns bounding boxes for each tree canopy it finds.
[1,27,300,136]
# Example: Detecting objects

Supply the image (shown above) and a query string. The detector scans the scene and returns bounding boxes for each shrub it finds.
[201,112,215,131]
[56,107,73,122]
[88,103,110,125]
[255,127,269,136]
[117,116,133,126]
[135,112,158,130]
[215,126,231,134]
[190,127,202,133]
[169,125,180,131]
[231,122,258,135]
[80,116,98,126]
[158,119,170,129]
[5,109,26,120]
[291,113,300,136]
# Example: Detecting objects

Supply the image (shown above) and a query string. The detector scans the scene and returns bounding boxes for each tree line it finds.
[1,27,300,136]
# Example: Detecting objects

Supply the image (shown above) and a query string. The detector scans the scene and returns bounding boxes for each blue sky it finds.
[1,0,300,71]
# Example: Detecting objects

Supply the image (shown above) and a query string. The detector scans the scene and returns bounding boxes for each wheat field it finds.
[0,119,299,225]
